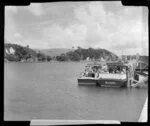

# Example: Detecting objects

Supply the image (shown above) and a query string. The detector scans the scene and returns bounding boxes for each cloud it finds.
[14,33,22,38]
[27,3,45,16]
[5,7,23,45]
[5,6,18,13]
[41,23,87,48]
[72,2,148,55]
[4,2,148,56]
[5,8,17,43]
[32,2,147,55]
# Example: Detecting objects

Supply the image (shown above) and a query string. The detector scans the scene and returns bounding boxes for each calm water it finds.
[4,62,148,121]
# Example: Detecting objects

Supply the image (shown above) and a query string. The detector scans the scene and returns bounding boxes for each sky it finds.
[5,1,148,56]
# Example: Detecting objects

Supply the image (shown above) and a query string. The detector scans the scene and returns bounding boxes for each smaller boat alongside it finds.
[78,63,101,85]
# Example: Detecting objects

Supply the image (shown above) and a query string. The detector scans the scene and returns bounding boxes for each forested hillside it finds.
[56,47,119,61]
[4,43,51,62]
[4,43,120,62]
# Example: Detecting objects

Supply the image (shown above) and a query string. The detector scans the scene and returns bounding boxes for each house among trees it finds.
[9,47,15,54]
[86,57,90,61]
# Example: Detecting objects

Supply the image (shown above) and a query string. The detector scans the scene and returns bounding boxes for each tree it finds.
[6,54,19,61]
[25,53,31,60]
[15,47,28,61]
[56,54,68,61]
[37,52,46,61]
[77,46,82,49]
[46,55,51,62]
[66,51,81,61]
[55,47,118,62]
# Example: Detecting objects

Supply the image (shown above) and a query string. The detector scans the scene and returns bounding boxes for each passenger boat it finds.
[78,61,131,87]
[97,62,128,87]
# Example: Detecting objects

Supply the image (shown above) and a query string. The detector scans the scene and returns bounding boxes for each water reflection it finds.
[77,85,147,101]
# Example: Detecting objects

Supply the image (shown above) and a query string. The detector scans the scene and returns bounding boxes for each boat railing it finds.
[98,73,127,80]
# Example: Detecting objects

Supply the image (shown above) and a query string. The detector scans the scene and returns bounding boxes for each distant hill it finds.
[35,48,119,61]
[5,43,37,56]
[4,43,51,62]
[4,43,120,62]
[35,48,73,57]
[5,43,37,61]
[55,47,119,61]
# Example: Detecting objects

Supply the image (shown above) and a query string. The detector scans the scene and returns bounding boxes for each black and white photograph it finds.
[4,1,148,123]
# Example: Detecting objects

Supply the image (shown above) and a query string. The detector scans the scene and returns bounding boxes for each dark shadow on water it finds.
[78,84,127,90]
[78,84,125,93]
[77,84,147,95]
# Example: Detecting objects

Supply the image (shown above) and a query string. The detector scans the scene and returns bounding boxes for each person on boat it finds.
[95,72,99,78]
[108,67,113,73]
[85,69,89,77]
[92,66,95,73]
[102,65,107,73]
[115,66,120,73]
[92,69,95,77]
[117,66,121,72]
[122,68,126,74]
[89,66,93,73]
[97,67,101,74]
[114,66,118,73]
[81,72,85,77]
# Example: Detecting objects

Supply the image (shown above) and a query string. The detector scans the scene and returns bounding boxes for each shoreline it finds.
[4,60,95,63]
